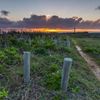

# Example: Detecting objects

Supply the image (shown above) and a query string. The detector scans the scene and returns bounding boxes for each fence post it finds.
[67,40,70,48]
[23,52,31,83]
[61,58,72,91]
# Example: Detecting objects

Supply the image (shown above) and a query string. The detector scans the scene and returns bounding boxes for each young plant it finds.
[0,88,8,99]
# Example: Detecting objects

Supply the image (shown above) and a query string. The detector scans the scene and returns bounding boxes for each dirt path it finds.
[76,45,100,81]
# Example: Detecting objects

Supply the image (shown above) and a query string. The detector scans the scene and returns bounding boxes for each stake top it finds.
[64,58,72,62]
[24,52,30,54]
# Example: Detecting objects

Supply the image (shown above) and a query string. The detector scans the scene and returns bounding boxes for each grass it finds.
[0,34,100,100]
[75,38,100,66]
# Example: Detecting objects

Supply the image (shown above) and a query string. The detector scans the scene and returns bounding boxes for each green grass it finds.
[0,35,100,100]
[75,38,100,66]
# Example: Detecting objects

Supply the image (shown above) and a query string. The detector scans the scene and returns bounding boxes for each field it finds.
[0,33,100,100]
[75,38,100,66]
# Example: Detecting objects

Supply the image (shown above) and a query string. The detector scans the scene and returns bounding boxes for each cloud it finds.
[0,14,100,29]
[77,19,100,29]
[17,15,83,29]
[17,15,47,28]
[0,10,10,16]
[95,6,100,10]
[0,17,14,28]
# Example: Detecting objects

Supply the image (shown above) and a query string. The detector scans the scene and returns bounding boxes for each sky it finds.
[0,0,100,21]
[0,0,100,31]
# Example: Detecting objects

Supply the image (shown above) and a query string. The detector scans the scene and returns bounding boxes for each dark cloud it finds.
[0,14,100,29]
[0,10,10,16]
[95,6,100,10]
[77,19,100,29]
[17,15,47,28]
[0,18,14,28]
[46,16,83,29]
[17,15,83,29]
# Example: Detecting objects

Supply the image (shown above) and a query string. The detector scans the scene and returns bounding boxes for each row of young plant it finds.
[0,34,72,99]
[0,34,100,99]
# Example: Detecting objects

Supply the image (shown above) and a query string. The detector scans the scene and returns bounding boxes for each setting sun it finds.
[46,15,51,21]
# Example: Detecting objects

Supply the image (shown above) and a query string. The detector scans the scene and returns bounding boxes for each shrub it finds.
[34,47,48,55]
[44,71,61,90]
[49,64,59,73]
[84,47,100,54]
[0,88,8,99]
[0,51,6,64]
[4,47,21,65]
[44,40,55,50]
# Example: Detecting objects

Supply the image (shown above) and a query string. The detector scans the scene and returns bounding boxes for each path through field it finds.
[76,45,100,81]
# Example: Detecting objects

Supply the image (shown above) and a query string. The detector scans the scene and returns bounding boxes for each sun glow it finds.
[46,15,51,21]
[1,28,100,33]
[23,28,100,33]
[28,28,73,33]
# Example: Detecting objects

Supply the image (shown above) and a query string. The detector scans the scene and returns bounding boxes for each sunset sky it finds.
[0,0,100,21]
[0,0,100,32]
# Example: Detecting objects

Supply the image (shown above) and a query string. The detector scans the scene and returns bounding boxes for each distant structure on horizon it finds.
[74,27,76,33]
